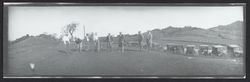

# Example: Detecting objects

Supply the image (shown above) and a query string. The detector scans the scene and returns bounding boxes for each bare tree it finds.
[68,23,79,38]
[61,23,79,40]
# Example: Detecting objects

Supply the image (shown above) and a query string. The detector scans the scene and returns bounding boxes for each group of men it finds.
[83,32,100,51]
[63,31,153,53]
[106,31,153,52]
[138,31,153,51]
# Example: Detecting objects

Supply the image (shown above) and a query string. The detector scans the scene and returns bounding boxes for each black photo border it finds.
[1,0,249,82]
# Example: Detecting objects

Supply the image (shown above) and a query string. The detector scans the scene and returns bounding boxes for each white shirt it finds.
[93,33,98,41]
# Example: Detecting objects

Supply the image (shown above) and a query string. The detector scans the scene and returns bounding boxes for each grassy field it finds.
[6,37,244,77]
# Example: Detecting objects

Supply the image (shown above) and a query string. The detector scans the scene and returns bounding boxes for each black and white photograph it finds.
[3,3,245,78]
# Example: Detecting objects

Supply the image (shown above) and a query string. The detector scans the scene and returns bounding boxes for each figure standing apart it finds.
[118,32,125,53]
[138,31,144,51]
[93,32,100,52]
[89,32,95,51]
[107,33,113,51]
[146,31,153,51]
[84,33,90,51]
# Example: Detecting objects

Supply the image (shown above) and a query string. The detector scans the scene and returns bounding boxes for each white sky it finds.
[8,6,243,41]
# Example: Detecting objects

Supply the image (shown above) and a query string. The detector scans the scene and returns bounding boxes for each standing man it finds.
[89,32,94,51]
[138,31,144,51]
[118,32,125,53]
[90,32,94,42]
[146,31,153,51]
[94,32,100,52]
[107,33,113,50]
[74,37,82,52]
[84,33,89,51]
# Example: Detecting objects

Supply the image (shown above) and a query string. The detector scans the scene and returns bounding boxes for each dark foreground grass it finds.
[6,42,244,77]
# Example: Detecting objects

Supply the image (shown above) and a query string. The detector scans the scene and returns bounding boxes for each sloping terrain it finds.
[118,21,244,47]
[6,37,244,76]
[209,21,243,35]
[5,20,245,76]
[209,21,244,42]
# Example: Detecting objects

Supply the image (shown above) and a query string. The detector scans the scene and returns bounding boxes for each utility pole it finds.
[83,25,86,38]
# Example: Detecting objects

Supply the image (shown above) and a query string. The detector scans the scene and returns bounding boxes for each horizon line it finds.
[8,20,244,41]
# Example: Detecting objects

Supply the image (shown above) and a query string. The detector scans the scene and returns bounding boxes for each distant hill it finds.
[209,21,243,33]
[9,34,63,53]
[209,21,244,41]
[9,34,33,45]
[10,21,244,47]
[9,33,60,45]
[121,21,244,46]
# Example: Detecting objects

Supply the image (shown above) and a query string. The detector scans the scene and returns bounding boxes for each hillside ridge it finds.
[10,21,244,46]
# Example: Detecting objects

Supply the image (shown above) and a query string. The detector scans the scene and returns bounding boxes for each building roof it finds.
[213,45,225,48]
[167,43,183,46]
[200,45,209,47]
[228,44,240,48]
[187,45,195,47]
